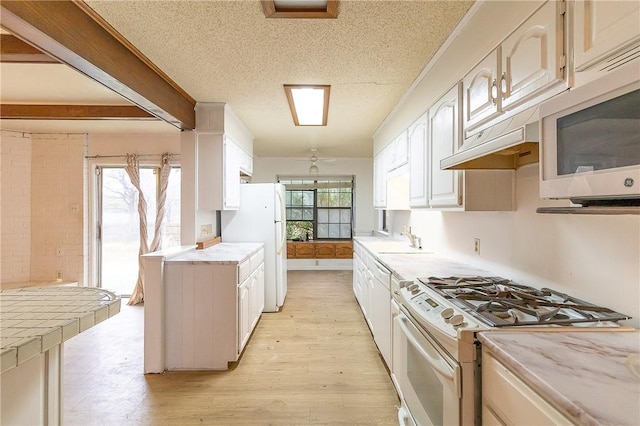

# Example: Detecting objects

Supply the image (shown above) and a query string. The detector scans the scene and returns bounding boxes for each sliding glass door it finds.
[96,166,181,296]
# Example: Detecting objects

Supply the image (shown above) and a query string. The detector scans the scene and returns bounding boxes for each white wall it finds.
[252,156,374,236]
[374,1,640,327]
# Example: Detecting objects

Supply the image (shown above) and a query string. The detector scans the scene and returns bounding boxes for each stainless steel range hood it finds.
[441,107,540,170]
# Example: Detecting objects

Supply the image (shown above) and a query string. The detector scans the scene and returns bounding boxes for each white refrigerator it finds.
[221,183,287,312]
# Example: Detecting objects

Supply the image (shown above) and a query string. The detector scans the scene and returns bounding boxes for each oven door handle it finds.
[398,315,461,398]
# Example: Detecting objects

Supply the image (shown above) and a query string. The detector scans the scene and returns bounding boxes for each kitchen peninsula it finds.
[0,286,121,425]
[142,242,265,372]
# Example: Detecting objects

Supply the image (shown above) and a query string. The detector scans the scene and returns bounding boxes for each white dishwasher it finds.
[368,258,392,367]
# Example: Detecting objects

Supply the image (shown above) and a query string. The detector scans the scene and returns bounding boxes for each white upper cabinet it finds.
[463,1,566,139]
[500,1,565,111]
[463,49,501,137]
[197,135,241,211]
[574,0,640,72]
[408,113,429,208]
[373,147,388,209]
[223,137,241,210]
[429,84,462,208]
[387,131,409,171]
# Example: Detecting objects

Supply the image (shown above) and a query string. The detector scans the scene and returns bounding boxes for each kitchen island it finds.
[479,331,640,425]
[142,242,265,372]
[0,286,120,426]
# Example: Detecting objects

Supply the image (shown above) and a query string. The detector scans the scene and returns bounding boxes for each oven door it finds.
[393,311,461,426]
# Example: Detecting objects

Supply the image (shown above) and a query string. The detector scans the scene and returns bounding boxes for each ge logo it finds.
[624,178,634,188]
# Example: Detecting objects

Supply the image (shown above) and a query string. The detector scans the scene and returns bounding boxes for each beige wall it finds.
[1,131,32,284]
[0,131,86,285]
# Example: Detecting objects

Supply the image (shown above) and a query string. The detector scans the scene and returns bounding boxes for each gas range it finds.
[396,275,631,360]
[419,276,631,328]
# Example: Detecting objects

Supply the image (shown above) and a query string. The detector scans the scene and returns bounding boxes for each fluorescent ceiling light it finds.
[284,85,330,126]
[262,0,339,18]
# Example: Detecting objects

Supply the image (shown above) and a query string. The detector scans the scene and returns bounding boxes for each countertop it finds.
[479,331,640,426]
[0,286,120,374]
[354,236,492,280]
[164,242,264,264]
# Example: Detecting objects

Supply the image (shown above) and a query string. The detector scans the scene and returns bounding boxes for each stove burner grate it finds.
[418,276,631,327]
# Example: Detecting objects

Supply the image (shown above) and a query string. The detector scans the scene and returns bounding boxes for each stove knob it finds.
[441,308,454,319]
[450,314,465,327]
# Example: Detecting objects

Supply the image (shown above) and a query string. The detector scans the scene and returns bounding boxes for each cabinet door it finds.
[501,1,565,111]
[462,49,500,137]
[249,263,264,329]
[223,137,240,210]
[574,0,640,71]
[238,278,250,352]
[371,277,391,367]
[286,242,295,258]
[429,84,462,208]
[335,242,353,258]
[388,131,408,171]
[408,113,429,208]
[294,243,314,259]
[373,149,388,208]
[315,243,335,258]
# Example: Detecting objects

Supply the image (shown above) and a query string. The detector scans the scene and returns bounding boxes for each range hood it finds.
[441,107,540,170]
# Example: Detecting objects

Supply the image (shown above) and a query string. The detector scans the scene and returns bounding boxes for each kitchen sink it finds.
[364,241,431,255]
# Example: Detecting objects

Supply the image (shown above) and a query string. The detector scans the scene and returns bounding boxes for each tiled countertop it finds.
[0,286,120,374]
[164,242,264,264]
[354,236,492,280]
[479,331,640,426]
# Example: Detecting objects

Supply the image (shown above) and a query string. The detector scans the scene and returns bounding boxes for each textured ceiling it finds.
[2,0,474,158]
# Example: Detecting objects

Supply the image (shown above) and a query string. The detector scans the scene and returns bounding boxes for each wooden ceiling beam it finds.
[0,104,156,120]
[0,34,58,63]
[0,1,196,129]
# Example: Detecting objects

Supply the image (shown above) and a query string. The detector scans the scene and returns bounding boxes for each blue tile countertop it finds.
[0,286,120,374]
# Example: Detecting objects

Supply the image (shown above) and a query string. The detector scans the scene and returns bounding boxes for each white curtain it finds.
[125,153,172,305]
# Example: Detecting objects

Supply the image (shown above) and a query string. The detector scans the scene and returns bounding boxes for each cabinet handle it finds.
[491,79,499,104]
[500,72,508,97]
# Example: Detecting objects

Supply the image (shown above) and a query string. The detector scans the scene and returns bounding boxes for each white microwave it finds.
[539,61,640,205]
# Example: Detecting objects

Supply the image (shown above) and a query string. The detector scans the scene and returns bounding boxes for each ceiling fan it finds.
[305,148,335,174]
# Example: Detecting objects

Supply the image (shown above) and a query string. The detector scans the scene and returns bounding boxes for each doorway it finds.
[96,166,181,296]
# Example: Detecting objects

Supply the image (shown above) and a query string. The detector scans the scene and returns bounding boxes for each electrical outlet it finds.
[474,238,480,255]
[56,247,64,257]
[56,270,64,280]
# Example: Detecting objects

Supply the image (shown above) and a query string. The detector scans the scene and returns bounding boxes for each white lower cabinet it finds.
[353,241,392,369]
[482,351,572,425]
[164,248,264,370]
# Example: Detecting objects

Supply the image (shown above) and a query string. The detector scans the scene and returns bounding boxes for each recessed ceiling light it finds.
[284,85,330,126]
[262,0,339,19]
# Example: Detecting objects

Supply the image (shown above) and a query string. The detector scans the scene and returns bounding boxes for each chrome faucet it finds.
[402,226,422,249]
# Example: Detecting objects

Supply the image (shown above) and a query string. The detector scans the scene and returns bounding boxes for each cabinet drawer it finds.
[238,259,251,284]
[482,352,572,425]
[250,249,264,271]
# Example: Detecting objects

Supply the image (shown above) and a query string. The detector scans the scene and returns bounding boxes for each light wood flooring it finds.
[63,270,400,425]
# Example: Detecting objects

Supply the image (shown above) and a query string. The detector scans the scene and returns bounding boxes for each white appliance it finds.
[391,276,631,425]
[221,183,287,312]
[539,60,640,203]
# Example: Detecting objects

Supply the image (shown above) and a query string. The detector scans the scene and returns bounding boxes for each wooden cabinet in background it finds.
[335,243,354,259]
[294,243,315,259]
[315,244,335,258]
[287,241,353,259]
